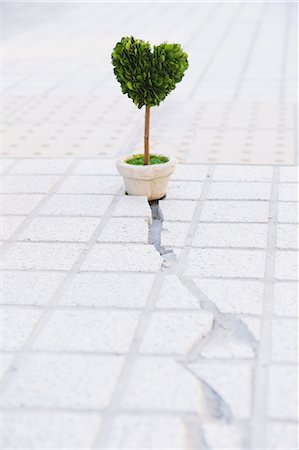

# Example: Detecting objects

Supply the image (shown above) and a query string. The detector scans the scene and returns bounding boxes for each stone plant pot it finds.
[116,154,178,201]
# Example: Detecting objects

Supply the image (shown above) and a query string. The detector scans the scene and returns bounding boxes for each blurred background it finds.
[2,2,298,164]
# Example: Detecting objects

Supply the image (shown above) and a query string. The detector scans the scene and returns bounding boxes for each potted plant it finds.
[112,36,188,201]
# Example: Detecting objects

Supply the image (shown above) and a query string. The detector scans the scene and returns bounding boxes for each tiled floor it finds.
[1,159,298,450]
[1,3,298,450]
[2,2,298,163]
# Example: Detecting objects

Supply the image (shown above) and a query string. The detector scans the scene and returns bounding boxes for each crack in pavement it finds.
[182,416,212,450]
[148,199,178,268]
[179,277,258,356]
[148,196,257,449]
[183,362,233,424]
[148,202,258,355]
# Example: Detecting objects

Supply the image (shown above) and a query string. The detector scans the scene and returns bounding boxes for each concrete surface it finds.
[2,2,298,163]
[1,160,298,450]
[1,2,298,450]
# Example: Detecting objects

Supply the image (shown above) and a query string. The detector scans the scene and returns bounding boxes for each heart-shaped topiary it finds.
[111,36,189,109]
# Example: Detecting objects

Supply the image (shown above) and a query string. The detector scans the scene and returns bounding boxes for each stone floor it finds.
[2,160,298,449]
[1,2,298,450]
[2,2,297,164]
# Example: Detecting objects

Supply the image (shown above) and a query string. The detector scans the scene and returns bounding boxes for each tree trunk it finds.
[144,105,150,165]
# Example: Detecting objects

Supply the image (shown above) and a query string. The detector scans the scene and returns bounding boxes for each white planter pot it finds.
[116,154,178,201]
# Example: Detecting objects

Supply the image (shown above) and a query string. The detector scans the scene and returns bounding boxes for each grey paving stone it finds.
[19,216,100,242]
[59,272,154,308]
[279,167,298,183]
[277,202,299,223]
[266,422,299,450]
[2,411,101,450]
[2,242,84,270]
[2,307,42,350]
[274,282,298,317]
[121,357,201,412]
[275,251,298,280]
[11,158,73,174]
[39,194,113,216]
[33,310,140,353]
[57,175,122,194]
[213,166,273,181]
[202,423,244,450]
[1,271,65,305]
[189,362,252,419]
[276,224,298,249]
[161,221,190,247]
[1,194,44,215]
[98,217,149,244]
[166,181,203,200]
[1,216,26,240]
[172,164,208,180]
[185,249,265,279]
[279,183,298,201]
[0,353,15,378]
[140,311,213,354]
[3,354,124,409]
[106,415,185,450]
[200,200,270,223]
[208,182,272,200]
[268,365,298,420]
[159,199,196,221]
[74,159,118,175]
[81,244,162,272]
[272,318,298,362]
[194,279,264,314]
[112,196,152,221]
[192,223,268,248]
[156,275,200,309]
[2,176,59,193]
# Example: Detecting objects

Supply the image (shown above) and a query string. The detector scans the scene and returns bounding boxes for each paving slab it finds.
[107,416,187,450]
[59,272,154,308]
[2,353,124,410]
[33,310,140,353]
[2,411,101,450]
[1,271,65,305]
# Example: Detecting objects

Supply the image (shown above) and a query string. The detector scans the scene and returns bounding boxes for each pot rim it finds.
[116,153,178,181]
[117,153,178,170]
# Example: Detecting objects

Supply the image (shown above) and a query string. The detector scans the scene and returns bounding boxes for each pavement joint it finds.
[250,166,280,449]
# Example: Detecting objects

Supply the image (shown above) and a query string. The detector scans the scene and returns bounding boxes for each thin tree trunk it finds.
[144,105,150,165]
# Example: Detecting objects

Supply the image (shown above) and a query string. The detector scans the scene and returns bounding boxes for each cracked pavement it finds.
[1,2,298,450]
[2,162,298,449]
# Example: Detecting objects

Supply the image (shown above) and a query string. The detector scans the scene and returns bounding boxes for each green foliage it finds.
[111,36,189,109]
[125,154,169,165]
